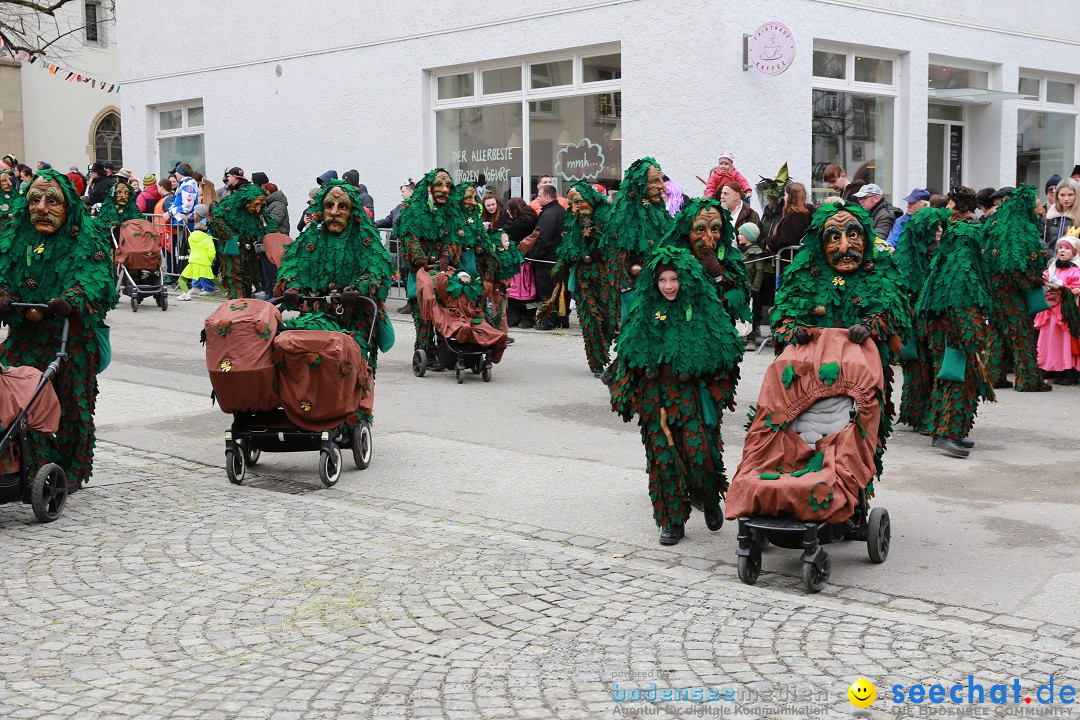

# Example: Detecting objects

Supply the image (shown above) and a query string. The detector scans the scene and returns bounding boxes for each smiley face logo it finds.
[848,678,876,708]
[219,359,232,373]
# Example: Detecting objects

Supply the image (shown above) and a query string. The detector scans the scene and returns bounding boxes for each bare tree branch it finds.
[0,0,111,59]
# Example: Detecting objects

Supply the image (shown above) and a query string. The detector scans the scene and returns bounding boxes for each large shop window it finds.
[432,48,621,201]
[1016,73,1078,190]
[155,100,205,178]
[811,46,897,203]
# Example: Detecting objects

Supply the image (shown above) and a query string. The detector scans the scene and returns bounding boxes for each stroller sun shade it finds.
[115,219,162,272]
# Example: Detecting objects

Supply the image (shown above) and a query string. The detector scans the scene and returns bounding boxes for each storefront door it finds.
[927,104,965,193]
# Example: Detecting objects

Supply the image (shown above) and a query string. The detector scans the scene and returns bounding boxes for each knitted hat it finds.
[738,222,761,244]
[115,168,134,181]
[1046,174,1062,192]
[143,173,156,188]
[193,203,210,218]
[718,151,734,163]
[250,171,269,186]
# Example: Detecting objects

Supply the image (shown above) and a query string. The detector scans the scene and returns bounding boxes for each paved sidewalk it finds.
[1,443,1078,719]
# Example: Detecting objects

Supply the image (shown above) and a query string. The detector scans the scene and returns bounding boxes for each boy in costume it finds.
[914,188,996,458]
[608,158,674,321]
[551,181,619,376]
[770,201,910,472]
[608,246,744,545]
[395,168,460,354]
[208,183,268,299]
[981,184,1051,391]
[0,169,117,489]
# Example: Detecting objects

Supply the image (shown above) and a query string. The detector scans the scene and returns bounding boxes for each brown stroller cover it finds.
[115,219,162,272]
[262,232,293,268]
[0,365,61,473]
[204,299,283,413]
[725,328,884,524]
[416,270,507,363]
[271,330,371,431]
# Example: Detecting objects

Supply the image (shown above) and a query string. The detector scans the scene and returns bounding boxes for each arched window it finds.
[93,112,122,165]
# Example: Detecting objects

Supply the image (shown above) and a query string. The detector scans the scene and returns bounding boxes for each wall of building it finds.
[18,2,119,171]
[0,59,26,161]
[116,0,1080,220]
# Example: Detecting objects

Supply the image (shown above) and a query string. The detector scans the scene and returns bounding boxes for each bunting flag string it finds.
[3,45,121,93]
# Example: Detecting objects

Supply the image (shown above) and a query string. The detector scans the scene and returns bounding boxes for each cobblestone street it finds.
[2,441,1079,719]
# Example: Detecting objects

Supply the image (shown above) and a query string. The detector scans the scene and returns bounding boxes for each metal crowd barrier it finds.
[754,245,801,355]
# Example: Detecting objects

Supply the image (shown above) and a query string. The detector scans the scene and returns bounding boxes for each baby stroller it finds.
[725,328,892,593]
[114,219,168,312]
[205,295,375,487]
[411,269,506,384]
[0,303,69,522]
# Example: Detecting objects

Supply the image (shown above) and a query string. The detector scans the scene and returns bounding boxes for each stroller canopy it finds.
[115,219,162,271]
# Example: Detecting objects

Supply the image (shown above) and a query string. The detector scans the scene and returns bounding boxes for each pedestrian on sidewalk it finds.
[177,204,218,300]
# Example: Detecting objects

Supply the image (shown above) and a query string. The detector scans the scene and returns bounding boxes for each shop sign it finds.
[448,146,517,184]
[746,22,795,76]
[556,139,606,182]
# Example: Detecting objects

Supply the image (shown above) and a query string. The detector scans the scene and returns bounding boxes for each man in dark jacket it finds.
[853,183,901,241]
[86,162,116,204]
[531,185,566,330]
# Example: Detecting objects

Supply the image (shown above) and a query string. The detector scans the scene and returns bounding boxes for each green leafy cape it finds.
[658,197,751,322]
[771,201,911,354]
[395,168,453,242]
[916,219,992,354]
[894,206,953,297]
[278,180,394,356]
[981,184,1045,286]
[612,245,744,378]
[96,180,143,229]
[450,182,485,252]
[208,182,268,243]
[554,182,611,269]
[608,158,673,255]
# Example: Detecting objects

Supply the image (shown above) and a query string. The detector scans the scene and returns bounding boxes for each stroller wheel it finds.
[159,292,169,312]
[130,295,139,312]
[736,543,762,585]
[319,446,342,487]
[866,507,891,563]
[352,422,372,470]
[31,463,68,523]
[412,349,427,377]
[456,366,465,384]
[241,440,261,467]
[226,448,246,485]
[801,550,831,593]
[482,365,492,383]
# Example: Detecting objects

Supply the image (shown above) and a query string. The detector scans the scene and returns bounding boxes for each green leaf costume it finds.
[96,180,143,231]
[549,182,619,373]
[770,201,911,475]
[894,206,952,431]
[208,183,268,299]
[657,197,752,323]
[608,246,744,528]
[980,185,1047,390]
[394,168,460,350]
[608,158,674,320]
[0,169,118,488]
[915,217,996,439]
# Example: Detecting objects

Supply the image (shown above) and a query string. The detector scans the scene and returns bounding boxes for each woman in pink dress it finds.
[1035,235,1080,385]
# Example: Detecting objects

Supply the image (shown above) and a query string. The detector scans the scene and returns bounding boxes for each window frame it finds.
[428,44,621,196]
[153,99,206,177]
[811,42,901,201]
[83,0,107,48]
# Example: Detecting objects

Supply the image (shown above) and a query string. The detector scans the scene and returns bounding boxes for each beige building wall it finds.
[0,59,26,162]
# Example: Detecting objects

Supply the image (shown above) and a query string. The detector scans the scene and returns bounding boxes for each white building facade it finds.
[1,0,120,170]
[116,0,1080,217]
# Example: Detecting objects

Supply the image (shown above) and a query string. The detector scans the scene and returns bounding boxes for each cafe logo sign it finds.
[556,139,606,181]
[747,22,795,76]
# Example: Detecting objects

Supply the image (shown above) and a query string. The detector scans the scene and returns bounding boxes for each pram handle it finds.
[0,304,71,451]
[270,294,380,348]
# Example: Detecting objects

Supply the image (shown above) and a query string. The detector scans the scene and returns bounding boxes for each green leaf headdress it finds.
[893,206,952,296]
[395,167,453,240]
[981,184,1045,284]
[607,157,673,255]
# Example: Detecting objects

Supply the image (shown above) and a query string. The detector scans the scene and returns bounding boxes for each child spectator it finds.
[737,222,767,348]
[703,151,752,199]
[176,204,218,300]
[1035,235,1080,385]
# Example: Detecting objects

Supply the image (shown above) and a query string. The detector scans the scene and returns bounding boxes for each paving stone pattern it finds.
[0,443,1078,719]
